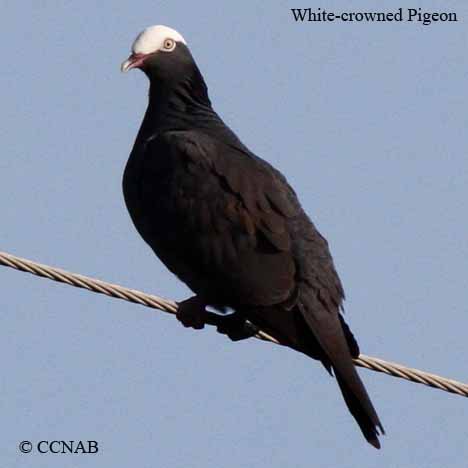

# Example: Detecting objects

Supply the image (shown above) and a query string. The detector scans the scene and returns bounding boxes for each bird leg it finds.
[176,297,259,340]
[176,295,207,329]
[216,313,259,342]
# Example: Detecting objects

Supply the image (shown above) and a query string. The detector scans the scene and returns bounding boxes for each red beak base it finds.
[121,53,148,72]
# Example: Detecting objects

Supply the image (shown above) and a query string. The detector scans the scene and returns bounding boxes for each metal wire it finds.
[1,249,467,398]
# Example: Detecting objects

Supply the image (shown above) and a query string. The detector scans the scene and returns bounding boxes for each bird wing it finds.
[141,129,384,446]
[141,129,300,307]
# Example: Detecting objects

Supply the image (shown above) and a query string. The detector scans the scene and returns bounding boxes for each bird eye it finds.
[162,38,176,52]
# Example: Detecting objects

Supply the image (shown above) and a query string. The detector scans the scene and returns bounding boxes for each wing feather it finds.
[143,130,299,307]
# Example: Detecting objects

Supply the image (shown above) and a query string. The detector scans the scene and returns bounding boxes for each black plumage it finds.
[121,26,384,448]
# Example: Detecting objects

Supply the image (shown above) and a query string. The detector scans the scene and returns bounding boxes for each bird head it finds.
[121,25,194,80]
[122,25,212,110]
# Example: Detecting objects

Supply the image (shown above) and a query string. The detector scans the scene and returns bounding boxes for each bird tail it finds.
[245,304,384,447]
[335,371,383,448]
[297,304,385,448]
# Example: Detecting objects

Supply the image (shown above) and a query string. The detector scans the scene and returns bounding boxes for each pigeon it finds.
[121,25,384,448]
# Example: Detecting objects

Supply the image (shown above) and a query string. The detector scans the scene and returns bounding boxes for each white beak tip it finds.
[121,59,132,73]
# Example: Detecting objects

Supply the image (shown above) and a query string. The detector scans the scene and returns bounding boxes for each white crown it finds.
[132,25,187,54]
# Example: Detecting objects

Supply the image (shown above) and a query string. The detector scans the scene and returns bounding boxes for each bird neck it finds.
[143,67,216,133]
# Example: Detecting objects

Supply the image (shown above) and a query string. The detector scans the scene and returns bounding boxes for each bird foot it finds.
[176,296,207,330]
[216,314,259,341]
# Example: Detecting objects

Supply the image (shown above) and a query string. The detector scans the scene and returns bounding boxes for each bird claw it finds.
[176,296,207,330]
[216,314,259,341]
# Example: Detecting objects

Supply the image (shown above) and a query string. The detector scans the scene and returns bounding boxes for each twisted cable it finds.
[1,250,467,398]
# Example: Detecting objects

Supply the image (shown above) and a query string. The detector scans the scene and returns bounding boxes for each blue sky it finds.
[1,1,467,467]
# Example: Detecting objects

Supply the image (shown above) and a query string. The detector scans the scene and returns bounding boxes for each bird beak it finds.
[121,53,147,72]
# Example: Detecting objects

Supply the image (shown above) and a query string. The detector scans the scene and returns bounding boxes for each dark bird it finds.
[121,25,384,448]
